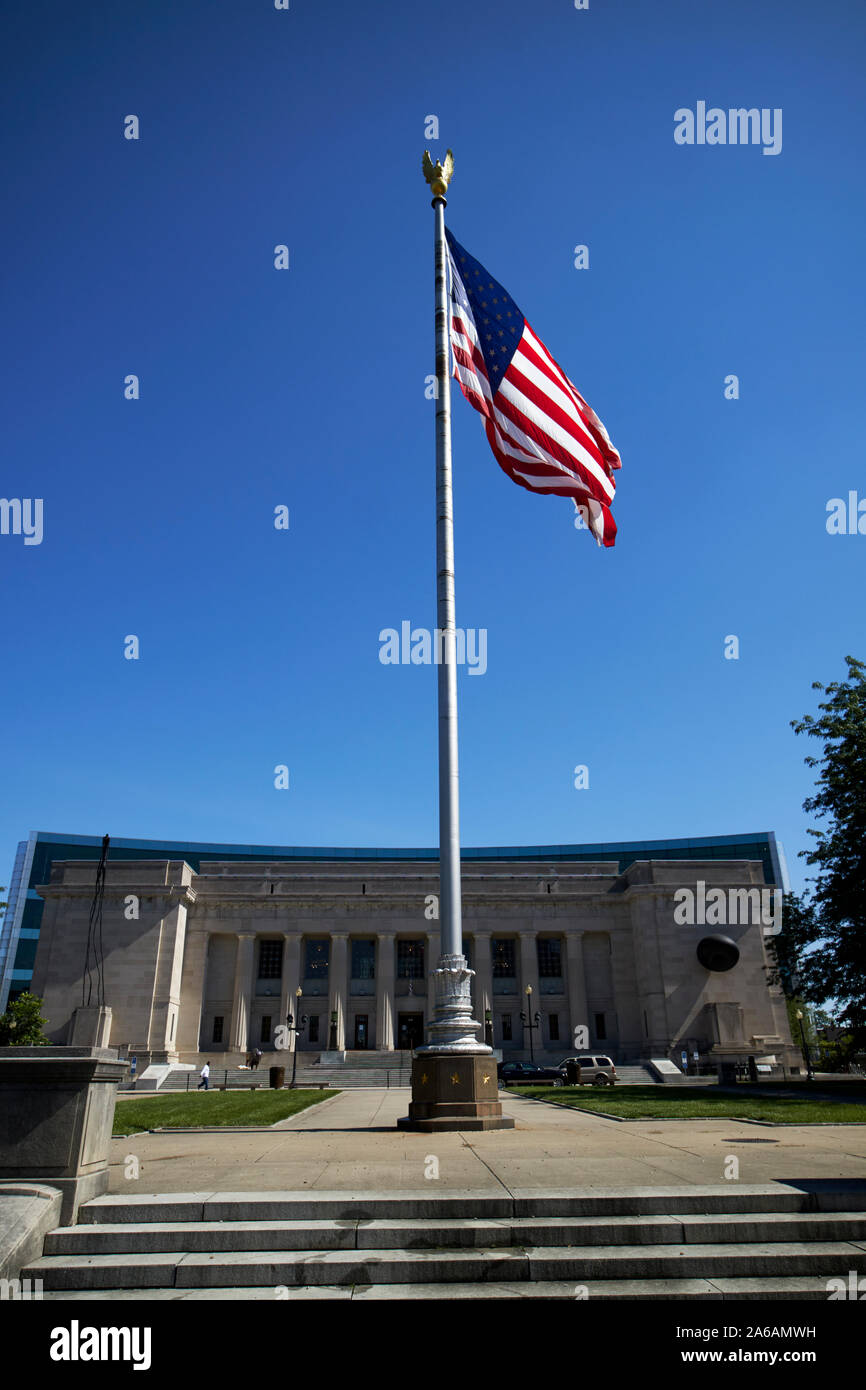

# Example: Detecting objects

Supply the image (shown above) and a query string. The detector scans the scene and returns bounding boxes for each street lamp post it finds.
[796,1009,814,1081]
[286,986,307,1089]
[519,985,542,1063]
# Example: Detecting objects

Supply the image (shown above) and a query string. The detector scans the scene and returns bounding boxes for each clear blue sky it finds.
[2,0,864,895]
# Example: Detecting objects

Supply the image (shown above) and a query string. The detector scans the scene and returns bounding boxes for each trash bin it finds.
[565,1061,580,1085]
[269,1066,285,1089]
[718,1062,738,1085]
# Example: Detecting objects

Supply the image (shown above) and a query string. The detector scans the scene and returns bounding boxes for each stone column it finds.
[519,930,540,1053]
[229,933,256,1053]
[566,930,589,1050]
[147,891,193,1061]
[426,931,440,1031]
[472,931,493,1040]
[630,897,670,1053]
[279,932,301,1053]
[376,933,395,1051]
[328,932,348,1051]
[175,928,210,1054]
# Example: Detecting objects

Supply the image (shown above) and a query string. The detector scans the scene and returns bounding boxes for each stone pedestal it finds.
[397,1054,514,1132]
[397,951,514,1131]
[67,1006,112,1048]
[0,1047,128,1224]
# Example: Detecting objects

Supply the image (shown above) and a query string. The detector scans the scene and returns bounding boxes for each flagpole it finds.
[417,149,488,1057]
[432,178,462,966]
[396,152,512,1126]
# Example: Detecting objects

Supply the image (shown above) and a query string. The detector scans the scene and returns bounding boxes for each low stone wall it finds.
[0,1182,62,1284]
[0,1047,128,1224]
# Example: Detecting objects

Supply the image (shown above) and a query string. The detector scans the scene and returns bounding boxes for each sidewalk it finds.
[108,1088,866,1194]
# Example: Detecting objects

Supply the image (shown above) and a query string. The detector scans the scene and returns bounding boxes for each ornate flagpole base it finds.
[397,955,514,1132]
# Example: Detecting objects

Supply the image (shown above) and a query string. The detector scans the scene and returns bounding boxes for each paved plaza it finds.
[110,1088,866,1194]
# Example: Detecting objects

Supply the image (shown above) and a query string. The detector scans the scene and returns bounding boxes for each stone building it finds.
[18,830,799,1072]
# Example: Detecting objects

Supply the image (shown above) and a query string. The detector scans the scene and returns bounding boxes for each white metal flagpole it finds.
[420,148,488,1056]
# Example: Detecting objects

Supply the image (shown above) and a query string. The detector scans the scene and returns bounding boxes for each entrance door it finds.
[397,1012,424,1050]
[354,1015,368,1050]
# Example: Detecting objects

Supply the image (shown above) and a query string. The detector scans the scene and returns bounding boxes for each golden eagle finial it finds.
[422,148,454,199]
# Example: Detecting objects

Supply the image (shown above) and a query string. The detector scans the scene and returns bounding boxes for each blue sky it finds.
[1,0,864,896]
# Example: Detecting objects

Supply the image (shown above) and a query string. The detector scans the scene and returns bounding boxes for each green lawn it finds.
[506,1083,866,1124]
[112,1088,338,1133]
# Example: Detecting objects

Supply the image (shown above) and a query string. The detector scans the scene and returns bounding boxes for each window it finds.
[351,939,376,979]
[212,1016,224,1043]
[501,1014,512,1041]
[463,939,472,968]
[548,1013,560,1042]
[492,939,516,977]
[258,940,283,979]
[260,1016,271,1044]
[308,1016,320,1042]
[305,940,329,978]
[397,940,425,979]
[537,938,562,977]
[595,1012,607,1040]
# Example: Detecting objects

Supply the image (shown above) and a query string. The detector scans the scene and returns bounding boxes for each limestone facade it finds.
[31,856,798,1071]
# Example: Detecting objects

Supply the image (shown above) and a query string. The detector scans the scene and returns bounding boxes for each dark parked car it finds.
[497,1061,564,1087]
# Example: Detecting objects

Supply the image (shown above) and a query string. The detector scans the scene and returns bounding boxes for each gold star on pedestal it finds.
[421,1073,428,1085]
[482,1074,491,1085]
[450,1072,460,1085]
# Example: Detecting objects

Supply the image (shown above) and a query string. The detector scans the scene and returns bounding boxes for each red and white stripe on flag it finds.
[446,236,621,547]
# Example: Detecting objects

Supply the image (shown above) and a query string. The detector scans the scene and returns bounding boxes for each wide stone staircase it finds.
[126,1056,658,1094]
[27,1183,866,1299]
[127,1052,414,1093]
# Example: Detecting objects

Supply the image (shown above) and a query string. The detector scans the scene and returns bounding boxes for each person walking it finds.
[198,1061,210,1090]
[252,1048,262,1071]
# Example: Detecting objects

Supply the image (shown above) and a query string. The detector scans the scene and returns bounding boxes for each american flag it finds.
[446,229,621,547]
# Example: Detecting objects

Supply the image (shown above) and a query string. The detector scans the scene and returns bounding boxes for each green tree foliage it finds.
[0,991,50,1046]
[768,892,820,995]
[786,655,866,1048]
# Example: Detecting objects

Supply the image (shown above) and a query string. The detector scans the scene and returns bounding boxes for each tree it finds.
[0,991,50,1046]
[789,654,866,1050]
[767,892,821,995]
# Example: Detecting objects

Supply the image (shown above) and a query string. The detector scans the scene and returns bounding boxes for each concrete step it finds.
[26,1240,866,1290]
[27,1184,866,1298]
[75,1182,866,1224]
[37,1275,844,1301]
[290,1073,411,1088]
[614,1066,660,1083]
[42,1211,866,1255]
[137,1068,411,1092]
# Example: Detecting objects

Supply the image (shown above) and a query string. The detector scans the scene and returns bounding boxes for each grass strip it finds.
[113,1087,338,1134]
[506,1083,866,1124]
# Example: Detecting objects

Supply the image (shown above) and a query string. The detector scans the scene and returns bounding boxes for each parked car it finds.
[497,1060,564,1087]
[557,1055,617,1086]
